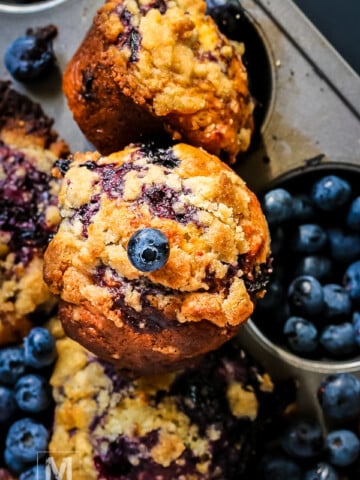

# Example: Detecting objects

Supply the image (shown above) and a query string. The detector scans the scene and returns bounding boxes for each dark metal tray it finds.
[1,0,360,425]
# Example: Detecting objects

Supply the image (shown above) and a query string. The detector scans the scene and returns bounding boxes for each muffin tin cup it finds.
[239,161,360,431]
[238,320,360,432]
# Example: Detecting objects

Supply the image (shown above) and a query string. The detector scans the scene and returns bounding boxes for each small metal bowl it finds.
[238,162,360,430]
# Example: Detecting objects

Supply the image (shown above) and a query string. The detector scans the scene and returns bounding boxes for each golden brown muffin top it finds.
[94,0,254,162]
[44,143,270,333]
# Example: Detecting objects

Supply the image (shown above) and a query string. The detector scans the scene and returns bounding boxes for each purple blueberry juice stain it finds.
[93,431,200,480]
[94,265,183,333]
[114,6,141,62]
[140,0,168,16]
[140,184,199,225]
[77,194,101,238]
[0,142,58,266]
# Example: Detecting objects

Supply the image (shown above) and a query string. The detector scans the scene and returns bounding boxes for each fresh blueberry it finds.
[326,429,360,467]
[5,418,49,463]
[317,373,360,421]
[288,275,324,316]
[19,464,46,480]
[14,374,52,413]
[0,347,25,385]
[127,228,170,272]
[258,455,302,480]
[343,260,360,302]
[292,224,327,253]
[304,462,339,480]
[280,419,324,459]
[4,33,55,82]
[311,175,351,211]
[0,386,17,423]
[323,284,352,319]
[262,188,294,224]
[4,447,27,474]
[295,255,332,280]
[292,193,316,221]
[353,311,360,346]
[283,316,318,354]
[346,197,360,231]
[328,228,360,263]
[320,323,356,356]
[206,0,245,39]
[24,327,57,368]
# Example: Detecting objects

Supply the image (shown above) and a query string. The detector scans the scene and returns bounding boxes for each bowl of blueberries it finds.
[238,162,360,479]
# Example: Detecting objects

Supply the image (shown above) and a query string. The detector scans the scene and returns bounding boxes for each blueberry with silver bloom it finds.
[311,175,351,211]
[5,418,49,464]
[323,284,352,319]
[14,374,52,413]
[346,196,360,231]
[320,323,356,356]
[127,228,170,272]
[326,429,360,467]
[4,33,56,82]
[262,188,294,224]
[292,224,327,253]
[0,347,25,385]
[24,327,57,369]
[288,275,324,316]
[304,462,339,480]
[280,419,324,459]
[317,373,360,421]
[283,316,318,354]
[343,260,360,302]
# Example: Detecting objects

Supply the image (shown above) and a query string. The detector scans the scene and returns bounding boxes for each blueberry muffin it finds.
[0,81,69,345]
[43,142,270,375]
[62,0,254,163]
[49,321,291,480]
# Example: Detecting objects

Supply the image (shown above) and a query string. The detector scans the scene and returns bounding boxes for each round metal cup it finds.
[238,162,360,431]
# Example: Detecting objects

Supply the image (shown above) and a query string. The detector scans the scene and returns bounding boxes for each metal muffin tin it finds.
[1,0,360,428]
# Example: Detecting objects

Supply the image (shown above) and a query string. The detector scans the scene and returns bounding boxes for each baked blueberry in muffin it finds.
[62,0,254,163]
[0,81,69,345]
[43,142,270,375]
[49,320,292,479]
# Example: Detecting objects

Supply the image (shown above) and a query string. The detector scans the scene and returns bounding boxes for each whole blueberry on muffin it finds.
[62,0,254,163]
[43,142,270,375]
[0,81,69,345]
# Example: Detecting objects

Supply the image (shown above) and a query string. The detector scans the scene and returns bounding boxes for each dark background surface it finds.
[293,0,360,75]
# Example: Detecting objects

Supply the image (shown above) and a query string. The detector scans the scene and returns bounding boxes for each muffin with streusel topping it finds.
[43,142,270,375]
[0,81,69,345]
[48,320,291,480]
[63,0,254,163]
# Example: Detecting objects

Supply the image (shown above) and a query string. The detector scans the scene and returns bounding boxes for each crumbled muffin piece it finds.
[0,81,69,345]
[49,320,290,479]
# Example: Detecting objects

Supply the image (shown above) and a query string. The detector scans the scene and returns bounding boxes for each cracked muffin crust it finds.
[0,81,69,345]
[63,0,254,163]
[44,142,270,375]
[49,320,289,480]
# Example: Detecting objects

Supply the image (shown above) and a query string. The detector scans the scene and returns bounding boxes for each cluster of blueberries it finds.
[254,173,360,359]
[0,327,57,479]
[259,372,360,479]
